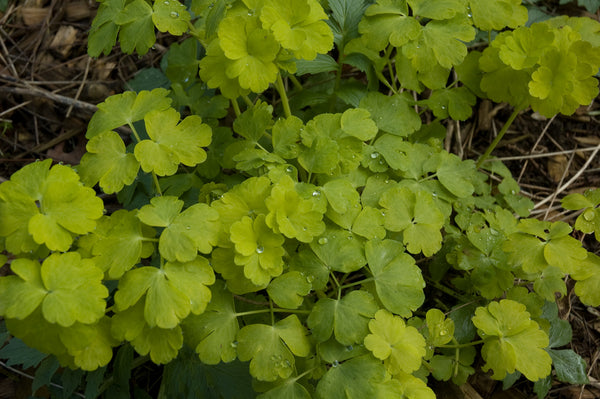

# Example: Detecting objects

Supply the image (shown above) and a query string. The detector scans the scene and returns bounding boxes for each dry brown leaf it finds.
[547,154,568,183]
[49,25,78,57]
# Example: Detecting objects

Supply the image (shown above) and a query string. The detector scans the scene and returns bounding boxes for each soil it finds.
[0,1,599,398]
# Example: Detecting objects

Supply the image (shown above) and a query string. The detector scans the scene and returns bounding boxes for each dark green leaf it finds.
[32,356,60,394]
[295,54,339,75]
[549,349,589,385]
[0,337,47,369]
[84,367,106,399]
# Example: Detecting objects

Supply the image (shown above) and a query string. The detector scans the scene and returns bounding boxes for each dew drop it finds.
[163,0,169,4]
[490,228,499,235]
[247,9,255,16]
[286,166,294,173]
[318,237,328,245]
[306,275,315,283]
[170,11,179,18]
[439,330,446,336]
[256,246,264,254]
[332,360,339,367]
[370,152,379,159]
[583,209,595,221]
[102,208,107,214]
[345,345,353,351]
[230,341,238,348]
[302,227,308,231]
[468,13,473,18]
[347,235,353,240]
[312,190,321,197]
[185,225,191,230]
[441,105,446,110]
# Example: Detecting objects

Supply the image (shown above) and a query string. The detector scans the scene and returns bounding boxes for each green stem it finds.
[289,75,303,91]
[438,339,485,349]
[330,273,342,300]
[275,73,292,118]
[231,98,242,117]
[127,122,142,143]
[235,308,311,317]
[340,277,375,290]
[476,107,521,168]
[242,95,254,107]
[152,172,163,196]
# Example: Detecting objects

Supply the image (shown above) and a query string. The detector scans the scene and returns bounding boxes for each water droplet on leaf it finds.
[332,360,339,367]
[583,209,595,221]
[170,11,179,18]
[345,345,353,351]
[370,152,379,159]
[312,190,321,197]
[318,237,328,245]
[256,246,264,254]
[230,341,238,348]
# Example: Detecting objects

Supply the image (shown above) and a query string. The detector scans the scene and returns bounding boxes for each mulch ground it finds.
[0,1,599,398]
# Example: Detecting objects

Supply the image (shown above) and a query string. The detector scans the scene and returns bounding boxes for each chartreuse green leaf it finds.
[78,131,139,194]
[352,207,386,240]
[315,355,387,399]
[258,379,311,399]
[233,101,273,143]
[426,309,455,346]
[402,16,475,86]
[266,175,325,243]
[230,214,286,286]
[89,209,155,279]
[288,248,330,291]
[260,0,333,60]
[379,371,436,399]
[211,247,268,295]
[310,227,366,273]
[408,0,465,20]
[86,88,171,138]
[364,309,426,374]
[218,15,280,93]
[380,187,445,256]
[307,290,378,345]
[425,87,476,121]
[359,92,421,137]
[132,324,184,364]
[472,299,552,381]
[114,0,155,54]
[0,253,107,327]
[562,189,600,240]
[134,108,212,176]
[87,0,124,57]
[272,116,303,159]
[504,219,587,276]
[115,256,214,329]
[0,160,103,253]
[152,0,190,36]
[138,196,220,262]
[340,108,378,141]
[59,317,119,371]
[181,280,239,364]
[571,253,600,306]
[267,271,312,309]
[358,0,420,51]
[199,37,252,99]
[480,19,600,117]
[365,240,425,317]
[467,0,528,31]
[237,315,310,381]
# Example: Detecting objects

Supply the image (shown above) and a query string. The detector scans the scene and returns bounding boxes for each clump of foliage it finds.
[1,0,600,397]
